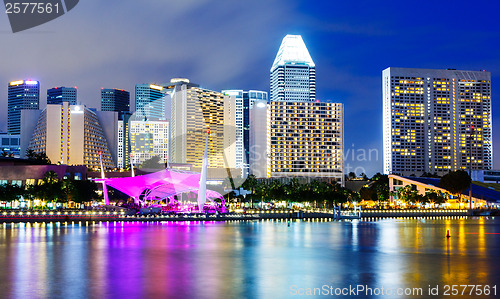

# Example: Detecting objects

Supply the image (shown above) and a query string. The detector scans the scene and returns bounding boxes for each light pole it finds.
[468,125,474,209]
[130,153,135,177]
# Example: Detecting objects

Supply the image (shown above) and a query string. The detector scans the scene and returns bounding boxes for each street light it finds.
[468,125,474,209]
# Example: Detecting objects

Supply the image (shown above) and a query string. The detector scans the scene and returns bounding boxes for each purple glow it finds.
[97,169,226,212]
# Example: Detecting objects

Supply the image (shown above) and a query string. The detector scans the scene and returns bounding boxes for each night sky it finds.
[1,0,499,175]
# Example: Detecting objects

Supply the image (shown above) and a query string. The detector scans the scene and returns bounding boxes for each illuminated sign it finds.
[150,84,163,91]
[25,80,38,85]
[71,106,83,114]
[10,80,23,86]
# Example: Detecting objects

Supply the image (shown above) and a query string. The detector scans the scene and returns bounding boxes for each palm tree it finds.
[396,185,418,207]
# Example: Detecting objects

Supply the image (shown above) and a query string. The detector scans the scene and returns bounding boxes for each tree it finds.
[28,171,64,203]
[348,172,356,180]
[140,156,163,169]
[424,191,447,206]
[440,170,471,205]
[26,150,51,164]
[396,185,418,204]
[359,187,377,201]
[371,173,389,202]
[0,183,25,203]
[242,174,258,195]
[413,194,426,206]
[71,180,98,203]
[1,151,13,157]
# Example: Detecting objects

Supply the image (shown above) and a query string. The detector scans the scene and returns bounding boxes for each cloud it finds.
[0,0,296,122]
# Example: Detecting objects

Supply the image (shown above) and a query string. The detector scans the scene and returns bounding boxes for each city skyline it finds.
[1,0,499,174]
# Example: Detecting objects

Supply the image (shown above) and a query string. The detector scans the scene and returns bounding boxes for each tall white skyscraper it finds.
[222,90,268,177]
[247,34,344,183]
[270,35,315,102]
[383,67,492,176]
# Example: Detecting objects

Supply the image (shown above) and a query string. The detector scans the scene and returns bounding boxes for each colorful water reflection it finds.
[0,218,499,298]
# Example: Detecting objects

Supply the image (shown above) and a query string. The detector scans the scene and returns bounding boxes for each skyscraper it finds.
[117,112,132,169]
[248,35,344,183]
[266,101,344,182]
[8,80,40,135]
[222,90,268,177]
[129,117,169,167]
[249,99,269,178]
[101,88,130,112]
[270,35,315,102]
[135,84,169,120]
[169,79,236,171]
[25,103,115,169]
[47,86,77,105]
[383,67,492,176]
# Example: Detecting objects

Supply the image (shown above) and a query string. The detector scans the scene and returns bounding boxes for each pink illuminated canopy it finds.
[95,169,202,200]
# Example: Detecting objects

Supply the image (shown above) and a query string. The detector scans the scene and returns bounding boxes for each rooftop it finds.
[271,35,315,72]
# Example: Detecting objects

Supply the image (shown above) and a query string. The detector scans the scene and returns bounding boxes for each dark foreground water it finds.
[0,218,499,299]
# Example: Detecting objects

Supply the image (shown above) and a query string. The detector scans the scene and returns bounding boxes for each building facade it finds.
[222,90,268,177]
[25,103,115,169]
[169,80,236,170]
[135,84,169,120]
[0,133,21,158]
[101,88,130,113]
[249,100,268,178]
[266,101,344,183]
[47,86,77,105]
[129,118,169,167]
[8,80,40,135]
[117,112,132,169]
[270,35,315,102]
[383,67,492,176]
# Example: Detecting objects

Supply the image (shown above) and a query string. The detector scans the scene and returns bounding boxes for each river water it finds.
[0,218,499,299]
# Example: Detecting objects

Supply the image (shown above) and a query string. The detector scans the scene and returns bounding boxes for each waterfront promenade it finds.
[0,208,483,223]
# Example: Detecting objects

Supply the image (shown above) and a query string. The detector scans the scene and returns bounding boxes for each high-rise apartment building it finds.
[264,101,344,183]
[117,112,132,169]
[135,84,169,120]
[383,67,492,176]
[47,86,77,105]
[25,103,115,169]
[101,88,130,112]
[169,79,236,170]
[222,90,268,176]
[8,80,40,135]
[270,35,315,102]
[129,117,169,167]
[249,100,269,178]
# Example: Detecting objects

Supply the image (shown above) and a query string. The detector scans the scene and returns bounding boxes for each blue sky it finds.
[1,0,499,175]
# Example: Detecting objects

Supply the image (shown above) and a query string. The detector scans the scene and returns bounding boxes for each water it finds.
[0,218,499,299]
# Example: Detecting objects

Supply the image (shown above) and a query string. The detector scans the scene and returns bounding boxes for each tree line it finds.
[234,170,471,208]
[0,171,98,208]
